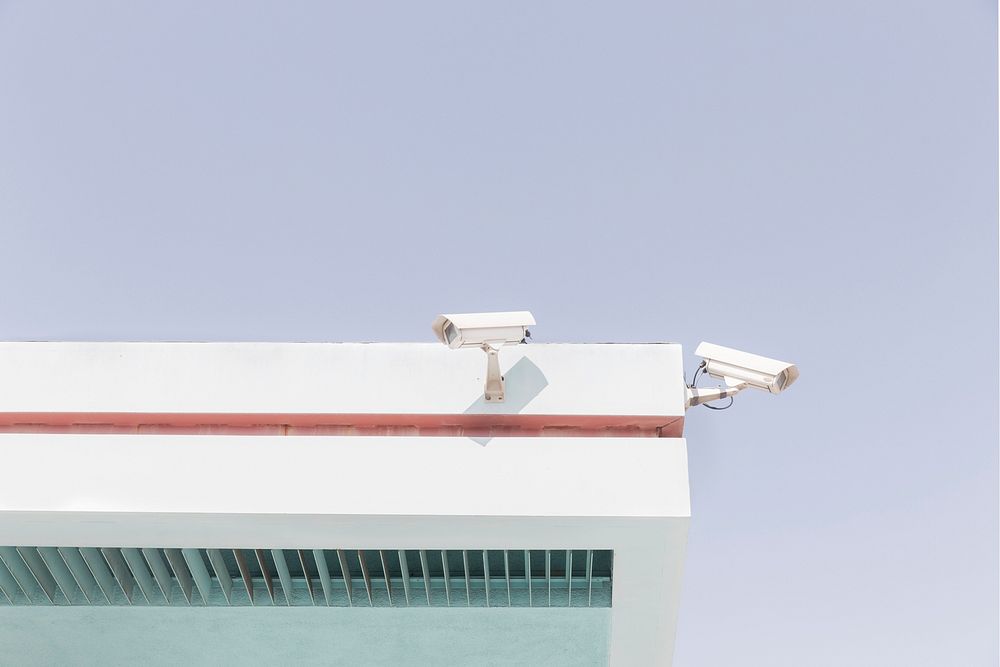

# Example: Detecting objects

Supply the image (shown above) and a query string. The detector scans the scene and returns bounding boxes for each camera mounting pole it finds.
[482,344,505,402]
[685,382,746,409]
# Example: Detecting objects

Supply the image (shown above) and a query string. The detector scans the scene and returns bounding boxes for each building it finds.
[0,341,690,665]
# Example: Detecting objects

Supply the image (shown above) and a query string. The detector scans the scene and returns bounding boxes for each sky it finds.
[0,2,997,664]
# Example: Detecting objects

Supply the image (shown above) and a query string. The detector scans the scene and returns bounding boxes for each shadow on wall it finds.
[464,357,549,446]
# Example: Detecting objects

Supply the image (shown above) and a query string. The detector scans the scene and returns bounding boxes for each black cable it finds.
[688,361,705,388]
[702,396,734,410]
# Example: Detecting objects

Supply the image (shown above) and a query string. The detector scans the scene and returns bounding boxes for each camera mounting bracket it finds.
[482,344,505,402]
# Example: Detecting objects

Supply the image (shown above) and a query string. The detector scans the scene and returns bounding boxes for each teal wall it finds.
[0,607,610,666]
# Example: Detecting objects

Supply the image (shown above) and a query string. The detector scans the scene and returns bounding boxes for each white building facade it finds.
[0,342,690,665]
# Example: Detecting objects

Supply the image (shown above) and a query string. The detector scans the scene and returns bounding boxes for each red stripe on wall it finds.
[0,412,683,438]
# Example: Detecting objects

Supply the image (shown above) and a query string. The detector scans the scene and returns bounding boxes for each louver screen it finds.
[0,547,612,609]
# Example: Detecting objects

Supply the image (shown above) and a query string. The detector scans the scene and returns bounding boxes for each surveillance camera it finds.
[694,342,799,393]
[687,342,799,409]
[432,311,535,350]
[432,311,536,402]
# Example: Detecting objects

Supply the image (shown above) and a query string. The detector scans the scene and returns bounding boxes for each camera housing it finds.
[432,311,535,350]
[694,342,799,394]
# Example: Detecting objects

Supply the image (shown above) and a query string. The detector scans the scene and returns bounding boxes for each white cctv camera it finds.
[432,311,534,350]
[686,342,799,409]
[432,311,536,402]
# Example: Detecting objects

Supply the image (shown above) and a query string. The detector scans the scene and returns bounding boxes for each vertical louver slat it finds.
[357,551,373,606]
[0,553,26,604]
[182,549,213,605]
[482,551,491,607]
[418,550,431,606]
[440,551,451,607]
[312,550,333,606]
[142,548,173,604]
[462,550,471,606]
[254,549,275,605]
[586,549,593,607]
[298,550,315,605]
[80,548,117,604]
[545,549,552,607]
[61,548,104,604]
[608,550,615,605]
[101,548,135,604]
[233,550,254,605]
[504,550,512,607]
[120,548,158,604]
[336,549,353,607]
[271,550,294,606]
[398,550,411,606]
[0,562,14,604]
[378,551,393,606]
[16,547,58,604]
[207,550,233,605]
[566,550,573,605]
[164,549,194,605]
[524,550,532,607]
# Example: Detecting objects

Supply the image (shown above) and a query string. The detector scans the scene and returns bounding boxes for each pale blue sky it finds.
[0,2,996,664]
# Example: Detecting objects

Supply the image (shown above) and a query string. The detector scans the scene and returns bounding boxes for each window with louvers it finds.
[0,546,613,608]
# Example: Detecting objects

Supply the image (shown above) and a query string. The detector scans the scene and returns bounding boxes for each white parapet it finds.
[0,342,685,435]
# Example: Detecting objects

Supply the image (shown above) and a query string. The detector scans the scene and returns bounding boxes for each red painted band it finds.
[0,412,684,438]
